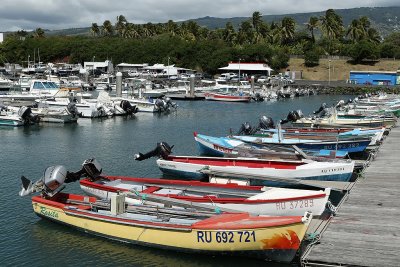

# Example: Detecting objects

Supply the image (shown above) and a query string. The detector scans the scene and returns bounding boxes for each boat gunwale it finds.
[80,177,328,204]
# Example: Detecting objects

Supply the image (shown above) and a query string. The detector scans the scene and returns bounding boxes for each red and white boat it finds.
[204,92,252,102]
[80,176,332,217]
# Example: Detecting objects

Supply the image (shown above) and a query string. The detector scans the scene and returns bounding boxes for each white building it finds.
[219,62,272,76]
[84,60,113,73]
[0,33,3,43]
[116,63,148,73]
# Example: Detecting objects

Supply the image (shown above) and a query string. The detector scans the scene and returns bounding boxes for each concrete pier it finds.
[301,124,400,267]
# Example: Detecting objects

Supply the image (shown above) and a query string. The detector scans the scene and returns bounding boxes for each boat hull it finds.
[204,93,251,102]
[79,176,330,217]
[32,195,310,263]
[156,156,354,186]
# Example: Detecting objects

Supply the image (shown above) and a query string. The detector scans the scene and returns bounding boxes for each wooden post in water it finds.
[189,74,195,97]
[251,76,255,94]
[116,72,122,97]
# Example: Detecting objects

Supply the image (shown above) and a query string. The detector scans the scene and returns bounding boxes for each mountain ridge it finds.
[45,6,400,37]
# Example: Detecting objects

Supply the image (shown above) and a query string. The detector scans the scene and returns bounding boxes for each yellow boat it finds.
[32,192,311,263]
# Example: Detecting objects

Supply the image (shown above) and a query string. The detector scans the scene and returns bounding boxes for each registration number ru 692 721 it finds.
[197,231,256,243]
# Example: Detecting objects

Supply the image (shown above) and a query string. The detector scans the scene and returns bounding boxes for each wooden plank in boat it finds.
[143,183,256,198]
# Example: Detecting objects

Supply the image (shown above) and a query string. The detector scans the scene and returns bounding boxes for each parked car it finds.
[257,76,270,83]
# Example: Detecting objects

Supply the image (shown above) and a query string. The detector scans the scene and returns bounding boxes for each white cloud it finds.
[0,0,398,31]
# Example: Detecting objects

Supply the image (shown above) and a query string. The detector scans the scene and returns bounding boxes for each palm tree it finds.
[33,28,45,38]
[306,16,319,42]
[91,23,100,37]
[320,9,344,40]
[346,19,363,42]
[280,17,296,43]
[187,21,200,38]
[166,20,178,36]
[102,20,114,36]
[223,22,237,45]
[122,23,139,38]
[115,15,127,37]
[267,22,281,44]
[367,28,381,44]
[237,20,254,45]
[252,11,263,34]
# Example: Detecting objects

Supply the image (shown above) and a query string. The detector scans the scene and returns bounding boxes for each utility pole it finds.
[328,59,331,86]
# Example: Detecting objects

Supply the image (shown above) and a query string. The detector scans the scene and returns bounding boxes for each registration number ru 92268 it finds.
[197,231,256,243]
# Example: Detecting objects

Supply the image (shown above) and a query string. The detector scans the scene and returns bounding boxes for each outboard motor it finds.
[0,103,7,111]
[280,110,303,124]
[19,158,102,197]
[67,102,79,117]
[18,106,40,124]
[252,92,264,102]
[258,116,274,129]
[134,142,174,161]
[155,98,167,112]
[335,100,345,109]
[313,103,327,114]
[237,122,254,135]
[120,100,138,115]
[164,97,177,109]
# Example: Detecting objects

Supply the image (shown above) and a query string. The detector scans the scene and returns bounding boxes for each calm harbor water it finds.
[1,95,349,267]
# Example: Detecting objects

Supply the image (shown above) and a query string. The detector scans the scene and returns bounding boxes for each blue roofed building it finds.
[349,70,400,85]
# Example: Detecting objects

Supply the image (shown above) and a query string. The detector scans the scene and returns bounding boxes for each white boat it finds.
[0,105,39,126]
[38,93,113,118]
[93,74,116,91]
[0,75,13,91]
[154,155,355,187]
[80,175,332,217]
[0,80,61,102]
[31,102,79,123]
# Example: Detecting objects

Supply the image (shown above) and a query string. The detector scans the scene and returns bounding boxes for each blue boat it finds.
[195,133,370,158]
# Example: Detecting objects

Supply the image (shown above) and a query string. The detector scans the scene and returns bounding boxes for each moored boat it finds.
[204,92,252,102]
[30,192,311,262]
[80,175,332,217]
[19,162,312,263]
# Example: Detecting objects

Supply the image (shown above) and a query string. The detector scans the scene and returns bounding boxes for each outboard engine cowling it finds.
[134,142,174,161]
[155,98,166,112]
[252,93,264,102]
[18,106,40,123]
[313,103,327,114]
[165,97,177,109]
[120,100,138,115]
[280,110,299,124]
[237,122,254,135]
[259,116,274,129]
[67,102,79,117]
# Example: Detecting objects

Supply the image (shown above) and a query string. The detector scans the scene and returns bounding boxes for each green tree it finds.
[115,15,127,37]
[280,17,296,44]
[222,22,237,45]
[304,45,320,67]
[320,9,344,41]
[91,23,100,37]
[347,39,379,63]
[237,21,254,45]
[102,20,114,36]
[33,28,45,38]
[306,16,319,42]
[346,19,363,42]
[270,48,290,70]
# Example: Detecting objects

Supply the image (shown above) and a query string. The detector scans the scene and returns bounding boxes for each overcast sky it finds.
[1,0,399,31]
